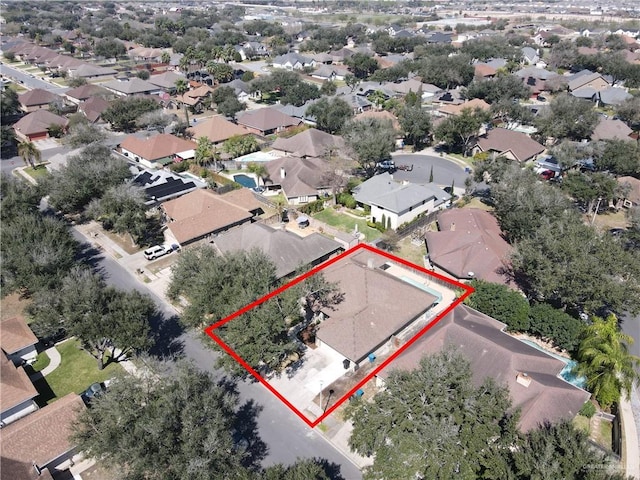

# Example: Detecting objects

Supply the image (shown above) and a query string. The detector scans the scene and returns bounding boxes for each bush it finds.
[367,221,386,233]
[168,160,191,173]
[528,302,585,353]
[337,193,357,209]
[298,199,324,215]
[465,279,530,331]
[579,401,597,418]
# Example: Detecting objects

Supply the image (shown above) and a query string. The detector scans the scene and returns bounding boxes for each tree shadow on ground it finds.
[313,458,347,480]
[216,376,269,469]
[148,311,185,359]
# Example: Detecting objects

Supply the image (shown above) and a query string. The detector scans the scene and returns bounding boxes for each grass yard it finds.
[460,196,494,211]
[313,208,382,242]
[23,163,50,180]
[32,338,123,406]
[394,235,427,267]
[591,209,629,232]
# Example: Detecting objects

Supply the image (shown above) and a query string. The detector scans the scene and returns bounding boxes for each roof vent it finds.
[516,372,532,388]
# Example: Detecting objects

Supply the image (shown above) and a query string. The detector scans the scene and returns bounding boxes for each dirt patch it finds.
[77,462,121,480]
[1,292,30,321]
[100,229,140,255]
[297,324,317,349]
[590,209,629,232]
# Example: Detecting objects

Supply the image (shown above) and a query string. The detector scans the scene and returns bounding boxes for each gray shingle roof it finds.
[213,223,343,278]
[353,172,450,214]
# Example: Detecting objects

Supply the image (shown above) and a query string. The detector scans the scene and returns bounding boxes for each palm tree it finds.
[574,314,640,409]
[194,136,213,167]
[174,78,190,125]
[247,162,269,187]
[161,51,171,64]
[17,141,42,168]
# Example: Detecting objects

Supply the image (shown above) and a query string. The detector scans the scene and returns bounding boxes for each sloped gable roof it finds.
[316,249,437,363]
[119,133,197,161]
[102,78,159,94]
[18,89,61,107]
[1,393,85,479]
[475,128,545,162]
[271,128,345,158]
[79,96,111,123]
[13,110,68,136]
[65,83,111,101]
[265,155,328,198]
[0,353,37,414]
[353,172,450,214]
[0,317,38,355]
[188,115,250,144]
[161,189,254,244]
[146,71,186,89]
[214,223,342,278]
[425,208,512,284]
[236,107,300,133]
[591,118,634,142]
[378,304,590,432]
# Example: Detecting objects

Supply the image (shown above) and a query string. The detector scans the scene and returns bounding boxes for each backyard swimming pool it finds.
[233,174,257,188]
[520,339,587,389]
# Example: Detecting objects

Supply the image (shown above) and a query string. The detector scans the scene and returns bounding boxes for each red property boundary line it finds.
[205,243,474,428]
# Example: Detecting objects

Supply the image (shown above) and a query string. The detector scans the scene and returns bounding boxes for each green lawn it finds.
[32,339,123,406]
[24,164,50,180]
[313,208,382,242]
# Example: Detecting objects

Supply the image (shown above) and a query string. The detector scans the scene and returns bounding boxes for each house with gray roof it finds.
[353,172,451,230]
[264,155,330,205]
[597,87,632,106]
[212,223,343,279]
[102,78,162,97]
[567,70,610,92]
[146,71,187,93]
[376,304,590,432]
[272,52,315,70]
[271,128,345,158]
[315,248,438,366]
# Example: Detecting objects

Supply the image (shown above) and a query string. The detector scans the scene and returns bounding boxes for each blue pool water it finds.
[520,339,587,389]
[233,174,257,188]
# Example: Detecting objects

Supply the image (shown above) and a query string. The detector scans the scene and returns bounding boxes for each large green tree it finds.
[348,349,518,480]
[343,117,396,177]
[574,314,640,409]
[561,171,618,215]
[345,52,380,79]
[0,213,78,295]
[29,267,155,369]
[434,107,490,156]
[43,143,131,214]
[397,105,432,150]
[101,96,162,132]
[85,183,152,244]
[511,217,640,314]
[595,139,640,177]
[73,363,254,479]
[490,166,574,242]
[535,94,598,142]
[305,97,353,135]
[465,75,530,104]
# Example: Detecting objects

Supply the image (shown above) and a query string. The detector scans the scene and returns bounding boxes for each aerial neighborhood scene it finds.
[2,0,640,478]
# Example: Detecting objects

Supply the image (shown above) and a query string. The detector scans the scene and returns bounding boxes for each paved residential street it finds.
[69,227,364,479]
[0,62,68,94]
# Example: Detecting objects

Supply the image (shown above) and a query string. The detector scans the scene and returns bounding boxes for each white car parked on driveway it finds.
[143,245,173,260]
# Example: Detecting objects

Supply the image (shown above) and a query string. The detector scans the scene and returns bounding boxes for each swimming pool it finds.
[519,339,587,389]
[233,174,257,188]
[399,276,443,303]
[236,151,278,163]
